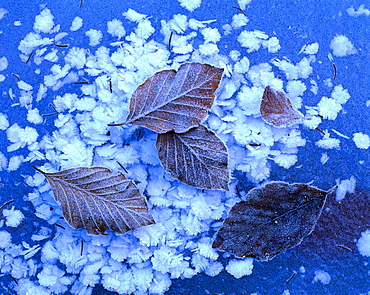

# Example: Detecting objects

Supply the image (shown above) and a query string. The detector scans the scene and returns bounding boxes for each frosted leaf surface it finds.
[260,86,303,127]
[156,125,229,190]
[124,62,224,133]
[34,166,155,235]
[213,182,328,260]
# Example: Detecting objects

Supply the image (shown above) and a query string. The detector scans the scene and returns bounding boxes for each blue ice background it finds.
[0,0,369,294]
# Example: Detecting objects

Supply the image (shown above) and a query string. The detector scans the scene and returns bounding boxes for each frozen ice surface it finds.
[0,2,369,295]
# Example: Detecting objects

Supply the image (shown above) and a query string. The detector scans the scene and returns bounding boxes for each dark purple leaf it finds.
[297,189,370,257]
[212,182,328,260]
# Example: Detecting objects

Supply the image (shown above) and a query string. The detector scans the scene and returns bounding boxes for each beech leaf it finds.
[297,189,370,258]
[156,125,229,190]
[123,62,224,134]
[33,166,155,235]
[212,181,328,260]
[260,86,303,127]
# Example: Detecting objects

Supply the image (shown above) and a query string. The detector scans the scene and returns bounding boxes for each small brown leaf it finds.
[33,166,155,235]
[124,62,224,134]
[260,86,303,127]
[212,182,328,260]
[156,125,229,190]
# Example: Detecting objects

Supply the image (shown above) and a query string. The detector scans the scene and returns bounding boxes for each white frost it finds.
[6,124,39,152]
[122,9,147,22]
[347,4,370,17]
[0,113,9,130]
[226,258,254,279]
[199,43,219,55]
[65,47,86,69]
[238,0,252,10]
[178,0,201,12]
[353,132,370,149]
[0,230,11,248]
[3,206,25,227]
[18,80,33,91]
[27,109,43,124]
[238,30,268,53]
[238,30,280,53]
[0,56,8,71]
[70,16,83,31]
[315,133,340,149]
[331,84,350,104]
[301,42,319,55]
[335,176,356,201]
[274,154,297,169]
[85,29,103,46]
[0,8,8,20]
[107,19,126,39]
[312,270,331,284]
[200,27,221,43]
[231,14,249,28]
[8,155,24,171]
[357,229,370,256]
[0,151,7,170]
[330,35,356,57]
[18,32,54,55]
[320,153,329,165]
[34,9,55,33]
[234,56,250,73]
[317,97,342,120]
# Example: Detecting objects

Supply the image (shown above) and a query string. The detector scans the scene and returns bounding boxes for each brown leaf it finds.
[33,166,155,235]
[260,86,303,127]
[124,62,224,134]
[156,125,229,190]
[212,182,328,260]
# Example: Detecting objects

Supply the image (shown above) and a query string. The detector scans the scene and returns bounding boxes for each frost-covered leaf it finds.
[212,182,328,260]
[297,189,370,258]
[33,166,155,235]
[156,125,229,190]
[260,86,303,127]
[123,62,224,133]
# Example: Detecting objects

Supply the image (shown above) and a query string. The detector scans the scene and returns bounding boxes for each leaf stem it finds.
[0,199,14,210]
[31,165,46,174]
[108,122,125,126]
[117,161,128,174]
